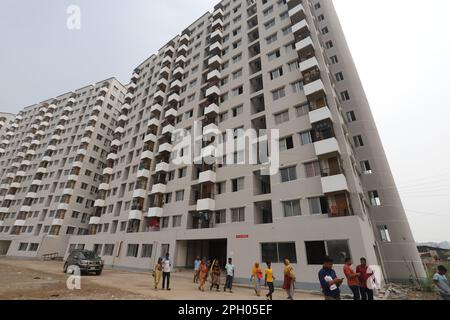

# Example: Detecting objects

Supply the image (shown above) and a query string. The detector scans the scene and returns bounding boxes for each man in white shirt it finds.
[162,252,172,290]
[433,265,450,300]
[224,258,235,293]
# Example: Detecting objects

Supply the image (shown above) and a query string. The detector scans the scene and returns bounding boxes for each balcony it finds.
[52,219,64,226]
[197,198,215,212]
[37,167,47,174]
[203,123,219,136]
[141,150,154,160]
[128,210,143,221]
[156,78,169,88]
[180,33,190,44]
[144,132,157,143]
[111,139,121,147]
[209,41,223,53]
[212,18,224,29]
[309,106,333,124]
[148,207,163,218]
[58,203,69,211]
[121,103,131,112]
[10,182,21,189]
[299,56,319,73]
[21,160,31,167]
[133,189,147,199]
[20,205,32,212]
[170,79,183,90]
[81,137,91,144]
[0,207,9,214]
[89,217,101,225]
[296,36,314,54]
[131,72,140,82]
[14,219,26,227]
[67,98,76,104]
[173,67,184,78]
[210,29,223,42]
[155,162,170,173]
[151,183,167,194]
[62,188,74,196]
[208,55,222,68]
[292,19,310,38]
[213,8,224,19]
[314,138,341,156]
[288,3,306,23]
[26,192,38,198]
[304,79,325,97]
[154,90,165,101]
[31,180,42,186]
[160,66,170,77]
[137,169,150,178]
[158,143,173,154]
[16,171,26,177]
[68,174,79,181]
[321,174,349,194]
[164,45,175,55]
[149,104,162,115]
[115,127,125,134]
[124,92,134,101]
[175,55,186,64]
[118,114,129,122]
[177,44,188,54]
[89,115,99,123]
[202,145,216,158]
[107,153,118,161]
[5,194,15,201]
[103,168,113,175]
[162,124,175,135]
[168,93,180,104]
[77,149,87,156]
[206,85,220,98]
[94,199,106,207]
[204,103,219,116]
[99,183,110,191]
[199,170,217,184]
[165,108,178,119]
[207,70,221,82]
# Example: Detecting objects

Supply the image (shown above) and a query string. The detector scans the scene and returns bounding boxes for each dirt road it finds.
[0,257,321,300]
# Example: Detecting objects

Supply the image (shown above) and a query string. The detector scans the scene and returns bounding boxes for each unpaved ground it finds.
[0,258,321,300]
[0,262,146,300]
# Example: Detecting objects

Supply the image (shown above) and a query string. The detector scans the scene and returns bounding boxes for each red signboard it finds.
[236,235,249,239]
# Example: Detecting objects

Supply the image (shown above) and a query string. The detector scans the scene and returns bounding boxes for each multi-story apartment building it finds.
[0,0,425,287]
[0,78,126,256]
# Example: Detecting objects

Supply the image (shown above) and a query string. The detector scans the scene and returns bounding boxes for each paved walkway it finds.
[0,257,322,300]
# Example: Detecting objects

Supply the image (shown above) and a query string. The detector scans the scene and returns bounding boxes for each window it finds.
[378,225,392,242]
[341,91,350,101]
[28,243,39,252]
[268,50,280,61]
[261,242,297,263]
[279,136,294,151]
[335,72,344,81]
[295,103,310,117]
[288,60,299,72]
[216,181,226,195]
[274,110,289,124]
[266,33,277,45]
[126,244,139,257]
[291,81,304,93]
[280,166,297,183]
[299,131,312,145]
[172,215,182,228]
[232,177,244,192]
[175,190,184,202]
[178,167,187,178]
[283,200,301,217]
[232,86,243,96]
[269,67,283,80]
[215,210,226,224]
[141,244,153,258]
[346,111,356,122]
[330,55,339,64]
[305,240,351,265]
[231,207,245,222]
[368,191,381,206]
[103,244,115,256]
[304,161,321,178]
[361,161,372,174]
[18,243,28,251]
[309,197,329,215]
[272,87,285,101]
[353,135,364,147]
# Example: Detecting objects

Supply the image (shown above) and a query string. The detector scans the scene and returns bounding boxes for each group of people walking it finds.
[151,253,449,301]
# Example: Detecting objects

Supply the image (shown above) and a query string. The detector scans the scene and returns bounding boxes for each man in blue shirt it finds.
[318,256,344,300]
[193,256,201,283]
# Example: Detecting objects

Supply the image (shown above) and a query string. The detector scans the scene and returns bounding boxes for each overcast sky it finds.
[0,0,449,242]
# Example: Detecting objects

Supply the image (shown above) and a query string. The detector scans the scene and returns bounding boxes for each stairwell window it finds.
[361,160,373,174]
[378,225,392,242]
[270,67,284,80]
[291,80,304,93]
[279,136,294,151]
[346,111,356,122]
[353,135,364,148]
[341,91,351,101]
[281,166,297,183]
[369,190,382,206]
[299,131,313,145]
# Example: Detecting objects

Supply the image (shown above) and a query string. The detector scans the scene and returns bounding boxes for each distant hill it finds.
[418,241,450,250]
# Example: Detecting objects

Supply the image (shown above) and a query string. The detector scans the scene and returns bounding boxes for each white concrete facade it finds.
[0,0,425,288]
